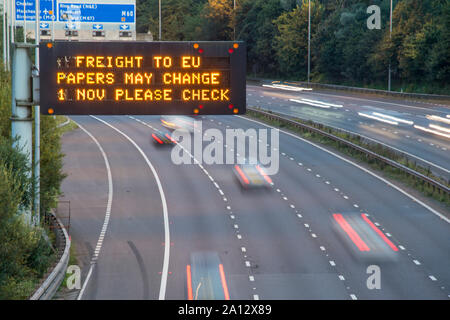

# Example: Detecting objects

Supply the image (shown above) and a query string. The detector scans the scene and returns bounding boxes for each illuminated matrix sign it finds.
[39,41,246,115]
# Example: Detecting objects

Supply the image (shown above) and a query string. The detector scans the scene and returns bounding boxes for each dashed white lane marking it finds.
[237,234,242,239]
[245,261,251,267]
[297,214,303,218]
[253,294,260,300]
[91,116,170,300]
[249,276,255,281]
[74,121,113,301]
[320,246,326,251]
[290,204,295,209]
[325,181,330,184]
[343,195,349,199]
[241,247,246,252]
[278,143,449,296]
[234,224,239,229]
[350,294,358,300]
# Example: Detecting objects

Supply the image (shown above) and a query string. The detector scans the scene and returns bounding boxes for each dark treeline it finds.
[137,0,449,94]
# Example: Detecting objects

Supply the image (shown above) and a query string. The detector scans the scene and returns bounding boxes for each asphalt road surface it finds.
[60,91,450,300]
[247,84,450,180]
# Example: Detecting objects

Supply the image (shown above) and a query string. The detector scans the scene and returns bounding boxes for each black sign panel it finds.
[39,41,246,115]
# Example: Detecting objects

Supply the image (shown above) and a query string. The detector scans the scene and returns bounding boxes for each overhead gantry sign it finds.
[39,41,246,115]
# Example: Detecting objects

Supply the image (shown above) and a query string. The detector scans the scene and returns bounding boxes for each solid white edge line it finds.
[74,121,113,301]
[90,116,171,300]
[238,115,450,224]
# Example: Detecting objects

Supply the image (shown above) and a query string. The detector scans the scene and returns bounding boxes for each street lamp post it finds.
[3,0,6,69]
[233,0,236,40]
[307,0,311,83]
[24,0,27,43]
[10,0,14,43]
[159,0,161,40]
[34,0,41,226]
[388,0,393,91]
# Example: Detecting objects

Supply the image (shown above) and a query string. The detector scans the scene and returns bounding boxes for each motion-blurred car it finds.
[151,130,176,145]
[160,115,195,133]
[186,251,229,300]
[233,164,273,189]
[332,212,398,262]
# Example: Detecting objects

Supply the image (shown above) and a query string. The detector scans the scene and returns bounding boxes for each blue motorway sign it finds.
[15,0,56,21]
[58,3,135,23]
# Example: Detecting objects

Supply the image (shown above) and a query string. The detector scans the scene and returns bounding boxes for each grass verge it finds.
[57,116,78,135]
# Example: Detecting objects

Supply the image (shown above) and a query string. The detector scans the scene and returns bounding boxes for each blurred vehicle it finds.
[233,164,273,189]
[186,251,229,300]
[151,130,176,145]
[332,212,398,263]
[160,115,195,133]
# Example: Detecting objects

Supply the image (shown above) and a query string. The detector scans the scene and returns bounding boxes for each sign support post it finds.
[11,44,33,225]
[34,0,41,226]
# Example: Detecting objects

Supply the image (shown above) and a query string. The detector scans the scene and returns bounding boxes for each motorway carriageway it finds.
[247,84,450,180]
[59,110,450,300]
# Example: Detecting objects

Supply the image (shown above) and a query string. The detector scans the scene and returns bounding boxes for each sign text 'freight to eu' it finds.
[39,41,246,115]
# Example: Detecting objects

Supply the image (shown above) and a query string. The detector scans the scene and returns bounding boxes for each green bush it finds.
[0,60,62,299]
[0,141,55,299]
[38,114,67,216]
